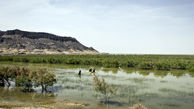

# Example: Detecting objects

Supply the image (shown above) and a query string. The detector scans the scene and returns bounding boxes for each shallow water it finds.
[0,62,194,109]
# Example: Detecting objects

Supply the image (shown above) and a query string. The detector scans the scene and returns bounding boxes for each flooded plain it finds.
[0,62,194,109]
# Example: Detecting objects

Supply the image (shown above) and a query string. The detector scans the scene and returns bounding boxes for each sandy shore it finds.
[0,100,88,109]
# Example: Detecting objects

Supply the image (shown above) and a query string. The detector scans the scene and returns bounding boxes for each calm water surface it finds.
[0,63,194,109]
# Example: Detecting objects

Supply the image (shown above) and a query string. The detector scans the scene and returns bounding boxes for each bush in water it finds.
[93,75,117,103]
[16,76,33,92]
[32,69,57,93]
[0,66,57,93]
[0,66,18,87]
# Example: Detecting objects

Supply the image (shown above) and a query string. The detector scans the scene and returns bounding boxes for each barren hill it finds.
[0,29,98,54]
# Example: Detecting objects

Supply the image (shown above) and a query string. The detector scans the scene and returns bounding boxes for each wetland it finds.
[0,61,194,109]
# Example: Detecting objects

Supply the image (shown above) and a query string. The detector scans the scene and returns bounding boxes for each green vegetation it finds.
[138,62,154,70]
[0,66,56,92]
[31,69,57,92]
[0,66,17,87]
[189,67,194,72]
[155,62,171,70]
[0,54,194,71]
[93,75,117,103]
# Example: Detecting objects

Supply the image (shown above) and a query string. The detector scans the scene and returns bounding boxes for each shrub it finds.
[67,58,80,64]
[21,58,30,62]
[16,76,33,92]
[30,58,43,63]
[32,69,57,93]
[126,61,138,67]
[0,66,18,87]
[171,61,187,70]
[13,58,23,62]
[93,75,117,103]
[0,57,13,61]
[81,59,91,65]
[155,62,171,70]
[1,54,194,72]
[0,69,5,86]
[103,60,120,68]
[138,62,153,70]
[0,66,57,93]
[189,67,194,72]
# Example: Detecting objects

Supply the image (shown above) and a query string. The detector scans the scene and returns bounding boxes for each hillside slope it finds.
[0,29,98,54]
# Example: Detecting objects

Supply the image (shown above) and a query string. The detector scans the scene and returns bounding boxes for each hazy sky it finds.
[0,0,194,54]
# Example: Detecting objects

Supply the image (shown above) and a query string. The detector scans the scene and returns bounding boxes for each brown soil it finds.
[0,100,87,109]
[129,104,147,109]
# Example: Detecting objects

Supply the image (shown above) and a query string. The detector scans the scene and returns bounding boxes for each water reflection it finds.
[122,68,192,78]
[1,62,194,109]
[0,87,57,104]
[53,68,194,109]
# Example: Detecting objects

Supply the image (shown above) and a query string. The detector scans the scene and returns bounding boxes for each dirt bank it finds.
[0,100,88,109]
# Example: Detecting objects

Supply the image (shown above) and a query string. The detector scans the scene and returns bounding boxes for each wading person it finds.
[93,69,95,73]
[89,68,93,74]
[78,70,81,76]
[89,68,92,72]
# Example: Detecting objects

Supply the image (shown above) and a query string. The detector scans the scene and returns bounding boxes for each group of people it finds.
[89,68,95,74]
[78,68,96,76]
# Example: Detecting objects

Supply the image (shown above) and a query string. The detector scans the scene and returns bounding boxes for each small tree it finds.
[0,66,57,93]
[93,75,117,103]
[33,69,57,93]
[0,66,17,87]
[15,76,33,92]
[15,67,33,92]
[0,68,5,86]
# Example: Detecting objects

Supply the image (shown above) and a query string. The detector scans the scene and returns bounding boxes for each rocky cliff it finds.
[0,29,98,54]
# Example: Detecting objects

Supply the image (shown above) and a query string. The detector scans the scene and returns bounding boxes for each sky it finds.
[0,0,194,54]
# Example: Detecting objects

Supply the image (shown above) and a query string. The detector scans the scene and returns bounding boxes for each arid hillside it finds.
[0,29,98,54]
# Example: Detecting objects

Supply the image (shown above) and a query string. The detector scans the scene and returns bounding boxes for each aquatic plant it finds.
[93,75,117,103]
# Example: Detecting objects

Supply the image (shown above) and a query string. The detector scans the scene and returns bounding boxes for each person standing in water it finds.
[93,69,95,73]
[89,68,96,75]
[78,70,81,76]
[89,68,92,72]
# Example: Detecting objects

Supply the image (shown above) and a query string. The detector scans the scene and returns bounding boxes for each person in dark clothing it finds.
[89,68,92,72]
[78,70,81,76]
[92,69,95,73]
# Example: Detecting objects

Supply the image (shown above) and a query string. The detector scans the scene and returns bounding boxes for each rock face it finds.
[0,29,98,54]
